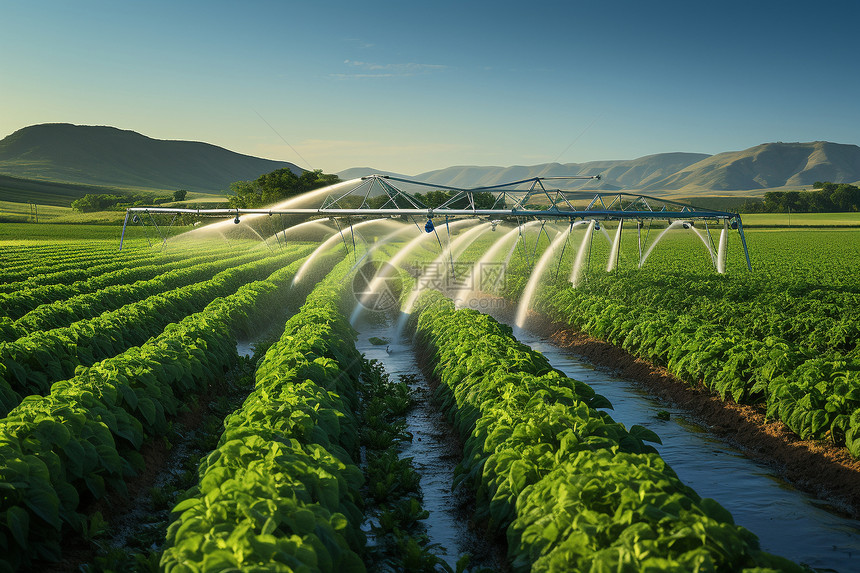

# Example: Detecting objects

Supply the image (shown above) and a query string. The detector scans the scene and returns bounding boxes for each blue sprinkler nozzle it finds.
[424,218,435,233]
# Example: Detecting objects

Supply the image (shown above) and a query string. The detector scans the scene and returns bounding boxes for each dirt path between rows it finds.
[514,310,860,519]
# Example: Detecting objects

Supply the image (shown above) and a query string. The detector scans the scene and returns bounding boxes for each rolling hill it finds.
[2,124,859,208]
[338,143,860,197]
[407,152,711,190]
[639,141,860,192]
[0,123,301,199]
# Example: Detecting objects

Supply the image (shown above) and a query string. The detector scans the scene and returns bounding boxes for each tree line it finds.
[71,190,187,212]
[740,182,860,213]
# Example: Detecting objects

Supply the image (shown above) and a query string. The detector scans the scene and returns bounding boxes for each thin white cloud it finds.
[343,38,375,49]
[331,59,447,79]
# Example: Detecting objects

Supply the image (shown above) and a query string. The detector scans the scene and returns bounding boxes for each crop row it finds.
[0,249,335,571]
[2,248,106,277]
[410,290,803,572]
[0,246,148,286]
[2,249,279,341]
[527,280,860,458]
[0,247,173,294]
[0,249,308,416]
[161,256,368,572]
[568,272,859,358]
[0,245,243,320]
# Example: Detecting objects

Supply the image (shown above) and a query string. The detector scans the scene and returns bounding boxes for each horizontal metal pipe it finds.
[125,206,739,220]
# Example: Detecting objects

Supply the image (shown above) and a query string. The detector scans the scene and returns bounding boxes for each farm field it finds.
[0,219,858,571]
[738,213,860,227]
[497,226,860,461]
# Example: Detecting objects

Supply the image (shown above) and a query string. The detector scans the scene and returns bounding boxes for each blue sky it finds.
[2,0,858,175]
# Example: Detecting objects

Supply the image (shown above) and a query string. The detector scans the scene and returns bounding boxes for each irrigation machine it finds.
[120,174,752,273]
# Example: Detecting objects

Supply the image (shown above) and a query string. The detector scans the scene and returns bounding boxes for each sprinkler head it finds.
[594,223,601,231]
[682,222,690,229]
[424,218,435,233]
[233,216,241,225]
[730,220,738,230]
[132,215,139,223]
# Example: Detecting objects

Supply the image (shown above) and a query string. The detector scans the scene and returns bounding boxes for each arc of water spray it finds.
[184,178,364,237]
[293,218,390,285]
[348,224,422,275]
[451,223,518,307]
[597,223,613,245]
[450,220,549,309]
[639,220,717,269]
[569,219,596,286]
[717,220,728,274]
[554,220,590,279]
[606,220,624,272]
[396,221,494,335]
[503,220,545,269]
[639,220,684,268]
[349,218,476,325]
[689,224,718,268]
[264,217,334,242]
[515,227,570,328]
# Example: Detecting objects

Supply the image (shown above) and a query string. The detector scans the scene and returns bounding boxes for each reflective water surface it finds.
[350,312,860,572]
[516,328,860,572]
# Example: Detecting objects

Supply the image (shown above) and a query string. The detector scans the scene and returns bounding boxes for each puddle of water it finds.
[236,340,255,358]
[515,329,860,572]
[353,319,502,570]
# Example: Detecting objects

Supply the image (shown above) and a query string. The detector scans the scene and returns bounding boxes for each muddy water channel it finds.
[354,318,503,570]
[512,327,860,572]
[352,313,860,572]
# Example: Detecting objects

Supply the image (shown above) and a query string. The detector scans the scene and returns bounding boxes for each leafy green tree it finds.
[71,193,123,212]
[227,168,341,209]
[173,189,188,202]
[414,190,451,207]
[830,184,860,212]
[743,182,859,213]
[413,190,497,209]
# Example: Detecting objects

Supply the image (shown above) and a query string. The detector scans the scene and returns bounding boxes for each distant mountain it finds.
[4,124,859,207]
[640,141,860,192]
[0,123,301,195]
[410,153,711,190]
[336,167,409,181]
[372,143,860,195]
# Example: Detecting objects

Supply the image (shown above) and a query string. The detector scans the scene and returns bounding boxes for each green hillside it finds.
[0,173,132,206]
[0,123,301,195]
